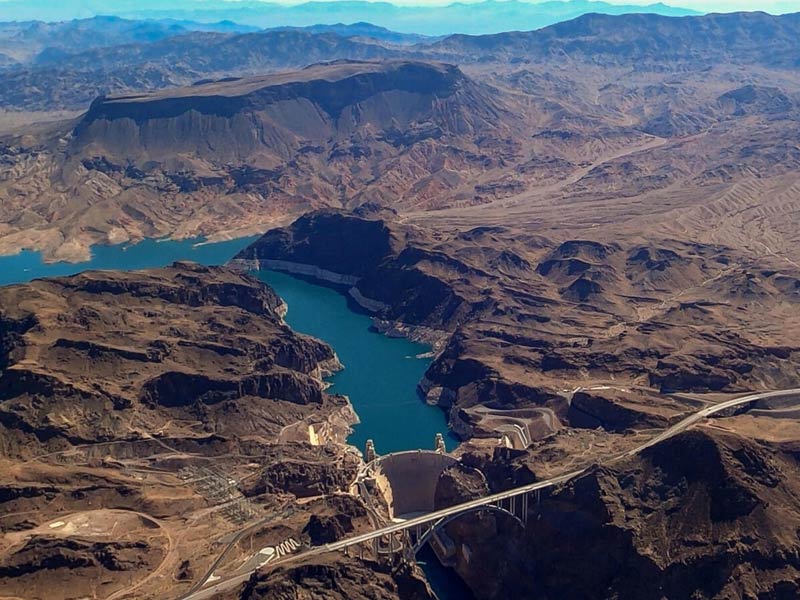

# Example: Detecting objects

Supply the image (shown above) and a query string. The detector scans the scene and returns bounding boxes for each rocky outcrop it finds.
[440,428,800,600]
[236,210,483,332]
[243,444,360,498]
[303,514,355,545]
[567,389,676,432]
[434,463,488,509]
[236,558,436,600]
[0,262,349,456]
[236,210,402,280]
[0,537,155,577]
[238,210,800,449]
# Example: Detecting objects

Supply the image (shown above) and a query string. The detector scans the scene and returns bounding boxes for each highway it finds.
[181,388,800,600]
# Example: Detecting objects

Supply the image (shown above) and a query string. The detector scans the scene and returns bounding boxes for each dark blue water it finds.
[0,236,259,287]
[0,238,454,455]
[418,546,476,600]
[255,271,465,599]
[257,269,455,455]
[0,238,467,598]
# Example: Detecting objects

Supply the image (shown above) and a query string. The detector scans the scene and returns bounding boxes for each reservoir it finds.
[0,237,470,599]
[0,236,259,287]
[0,237,453,453]
[256,269,454,454]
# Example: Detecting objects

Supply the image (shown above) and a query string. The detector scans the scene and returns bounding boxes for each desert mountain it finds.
[431,11,800,68]
[0,59,526,262]
[0,0,699,36]
[0,15,257,67]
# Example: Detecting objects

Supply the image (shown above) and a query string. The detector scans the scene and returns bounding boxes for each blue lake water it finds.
[0,236,466,598]
[0,237,454,454]
[0,236,259,287]
[256,269,455,455]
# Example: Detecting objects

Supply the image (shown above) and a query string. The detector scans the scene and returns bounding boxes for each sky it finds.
[0,0,798,14]
[632,0,799,11]
[211,0,799,11]
[221,0,799,10]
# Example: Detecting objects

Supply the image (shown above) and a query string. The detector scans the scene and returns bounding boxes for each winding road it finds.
[180,387,800,600]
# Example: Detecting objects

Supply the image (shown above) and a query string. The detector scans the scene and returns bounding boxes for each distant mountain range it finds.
[3,10,798,112]
[0,15,258,64]
[270,22,434,44]
[0,0,700,35]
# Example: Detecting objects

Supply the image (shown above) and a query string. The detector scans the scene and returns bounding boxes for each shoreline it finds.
[0,232,264,266]
[230,257,459,448]
[228,257,452,353]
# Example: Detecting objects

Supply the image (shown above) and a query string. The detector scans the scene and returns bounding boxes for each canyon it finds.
[1,8,800,600]
[3,12,800,265]
[0,263,415,600]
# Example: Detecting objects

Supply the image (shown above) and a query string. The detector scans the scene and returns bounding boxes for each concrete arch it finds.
[364,449,454,472]
[369,450,459,518]
[412,504,524,555]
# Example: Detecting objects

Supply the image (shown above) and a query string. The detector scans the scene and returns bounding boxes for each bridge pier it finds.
[365,439,377,463]
[522,493,529,523]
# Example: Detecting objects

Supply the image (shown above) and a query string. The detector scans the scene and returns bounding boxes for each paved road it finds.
[181,388,800,600]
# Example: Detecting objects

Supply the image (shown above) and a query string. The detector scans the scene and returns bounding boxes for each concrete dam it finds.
[370,450,459,518]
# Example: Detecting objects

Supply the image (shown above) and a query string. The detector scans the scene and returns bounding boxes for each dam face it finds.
[373,451,459,518]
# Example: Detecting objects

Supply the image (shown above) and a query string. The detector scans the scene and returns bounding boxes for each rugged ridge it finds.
[442,428,800,600]
[0,263,399,600]
[238,210,800,445]
[431,12,800,68]
[0,261,348,455]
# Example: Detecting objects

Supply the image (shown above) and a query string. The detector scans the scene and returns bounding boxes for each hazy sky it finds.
[242,0,800,9]
[239,0,799,10]
[203,0,800,13]
[605,0,799,11]
[0,0,798,14]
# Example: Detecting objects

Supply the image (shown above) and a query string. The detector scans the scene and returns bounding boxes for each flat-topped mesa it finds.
[70,60,503,165]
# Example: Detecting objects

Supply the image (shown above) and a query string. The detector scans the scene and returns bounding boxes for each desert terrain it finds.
[1,8,800,600]
[0,263,425,599]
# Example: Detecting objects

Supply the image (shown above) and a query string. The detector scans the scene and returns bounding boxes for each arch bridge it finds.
[350,435,534,564]
[293,390,800,567]
[179,389,800,600]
